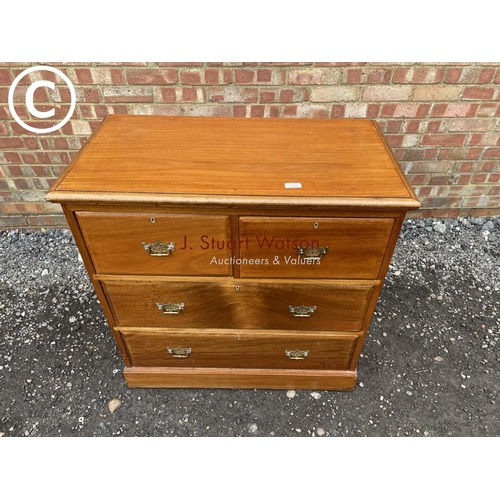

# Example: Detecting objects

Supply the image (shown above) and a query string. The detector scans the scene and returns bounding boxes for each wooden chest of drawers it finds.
[46,115,419,390]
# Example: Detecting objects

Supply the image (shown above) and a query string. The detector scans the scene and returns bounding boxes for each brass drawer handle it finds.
[142,240,175,256]
[285,349,309,360]
[156,302,185,314]
[297,245,329,262]
[167,347,192,358]
[289,305,317,317]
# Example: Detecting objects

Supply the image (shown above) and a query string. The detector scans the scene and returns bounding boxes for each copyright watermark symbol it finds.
[8,65,76,133]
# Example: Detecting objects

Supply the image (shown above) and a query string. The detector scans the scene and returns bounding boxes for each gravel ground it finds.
[0,217,499,437]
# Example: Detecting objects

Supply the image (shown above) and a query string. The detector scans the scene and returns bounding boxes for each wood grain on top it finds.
[47,115,420,208]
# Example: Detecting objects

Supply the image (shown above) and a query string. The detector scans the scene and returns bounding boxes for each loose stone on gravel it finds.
[108,399,122,414]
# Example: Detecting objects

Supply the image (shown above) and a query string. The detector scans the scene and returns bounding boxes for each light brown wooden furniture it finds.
[46,115,420,390]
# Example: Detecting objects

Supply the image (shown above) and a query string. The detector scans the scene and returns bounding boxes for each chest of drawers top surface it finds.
[46,115,419,208]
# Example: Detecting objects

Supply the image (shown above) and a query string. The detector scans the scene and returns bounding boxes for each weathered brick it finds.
[476,103,498,116]
[449,118,496,131]
[407,161,453,173]
[392,68,410,83]
[472,173,488,183]
[234,68,284,85]
[463,86,495,100]
[129,104,181,116]
[257,69,272,83]
[180,70,202,84]
[466,148,483,160]
[344,103,368,118]
[382,103,429,118]
[25,214,67,227]
[402,134,420,147]
[0,137,25,149]
[366,68,392,83]
[126,69,177,85]
[311,86,359,102]
[2,202,46,214]
[260,91,276,103]
[411,67,445,83]
[232,105,247,117]
[90,68,125,84]
[385,135,404,147]
[366,104,381,118]
[422,134,466,146]
[466,134,499,146]
[0,215,28,227]
[421,196,460,208]
[413,85,463,101]
[431,103,478,117]
[331,104,345,117]
[235,69,255,84]
[294,104,330,119]
[103,86,154,102]
[362,85,412,101]
[380,104,396,117]
[181,87,205,103]
[158,88,177,102]
[207,87,258,103]
[462,196,500,208]
[250,105,265,117]
[444,68,462,83]
[283,105,297,117]
[182,105,231,117]
[386,120,403,133]
[426,120,447,133]
[438,147,469,160]
[486,185,500,196]
[406,174,430,185]
[278,88,308,102]
[344,68,363,83]
[71,120,93,135]
[460,67,495,84]
[73,68,93,84]
[269,105,280,118]
[203,69,232,85]
[403,120,422,133]
[0,69,13,83]
[289,68,340,85]
[483,147,500,158]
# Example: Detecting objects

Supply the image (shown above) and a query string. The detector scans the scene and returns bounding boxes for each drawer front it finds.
[103,280,374,331]
[77,212,232,276]
[239,217,394,279]
[121,329,359,370]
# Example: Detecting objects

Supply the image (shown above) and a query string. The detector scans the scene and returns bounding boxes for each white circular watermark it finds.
[8,65,76,134]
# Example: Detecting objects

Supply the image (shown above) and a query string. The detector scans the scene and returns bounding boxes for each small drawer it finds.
[120,329,359,371]
[102,279,374,332]
[239,217,394,279]
[77,212,232,276]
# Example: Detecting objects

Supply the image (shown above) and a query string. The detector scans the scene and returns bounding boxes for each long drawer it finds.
[77,212,232,276]
[239,216,394,279]
[120,329,359,370]
[102,279,375,331]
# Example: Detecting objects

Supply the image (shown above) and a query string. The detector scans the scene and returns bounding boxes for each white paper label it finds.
[284,183,302,189]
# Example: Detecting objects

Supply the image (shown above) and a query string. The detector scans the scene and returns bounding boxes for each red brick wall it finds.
[1,62,499,228]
